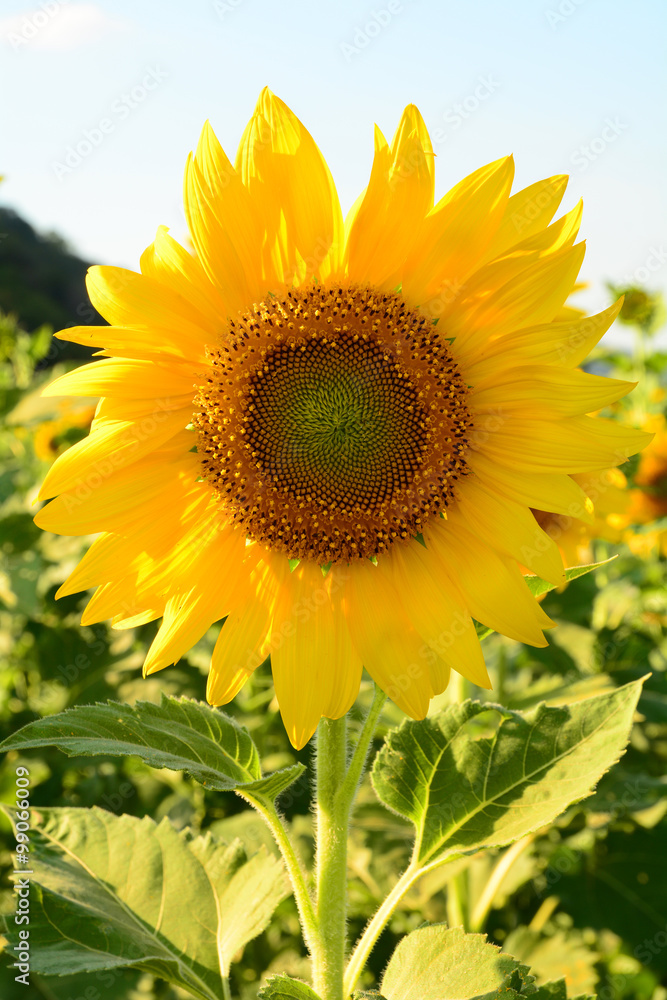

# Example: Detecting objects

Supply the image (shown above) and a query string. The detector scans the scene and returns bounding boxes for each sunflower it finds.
[619,413,667,558]
[35,89,650,748]
[33,401,97,463]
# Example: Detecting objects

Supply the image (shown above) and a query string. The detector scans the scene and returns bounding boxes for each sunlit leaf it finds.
[380,924,531,1000]
[372,679,643,865]
[0,695,305,805]
[258,975,322,998]
[3,806,287,999]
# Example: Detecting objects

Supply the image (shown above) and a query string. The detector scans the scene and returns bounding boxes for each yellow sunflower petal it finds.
[42,357,197,399]
[426,516,553,646]
[143,526,247,676]
[402,155,514,308]
[35,440,199,535]
[86,266,208,345]
[184,124,264,314]
[464,300,623,381]
[343,559,433,719]
[468,452,594,524]
[139,225,227,329]
[37,405,192,501]
[449,242,586,356]
[53,324,207,364]
[455,477,564,585]
[471,365,635,418]
[480,415,653,474]
[501,199,583,259]
[271,562,360,749]
[207,555,284,706]
[235,88,344,285]
[481,174,568,262]
[345,105,435,287]
[386,541,491,690]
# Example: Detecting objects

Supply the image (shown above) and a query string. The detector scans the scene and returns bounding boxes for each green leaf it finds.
[3,806,288,999]
[525,559,615,600]
[528,976,594,1000]
[258,975,322,998]
[241,763,307,802]
[352,993,388,999]
[372,679,643,865]
[529,983,567,1000]
[380,924,531,1000]
[0,694,305,804]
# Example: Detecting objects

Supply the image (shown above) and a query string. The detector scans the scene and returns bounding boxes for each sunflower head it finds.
[35,88,651,748]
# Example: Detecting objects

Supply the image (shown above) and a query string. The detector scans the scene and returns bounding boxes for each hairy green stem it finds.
[446,869,469,930]
[338,686,387,815]
[345,848,469,995]
[344,862,422,995]
[313,715,349,1000]
[221,975,232,1000]
[241,794,319,958]
[312,688,386,999]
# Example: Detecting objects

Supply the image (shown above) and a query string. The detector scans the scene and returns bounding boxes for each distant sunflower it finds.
[621,414,667,558]
[33,401,96,462]
[532,468,630,568]
[35,89,650,747]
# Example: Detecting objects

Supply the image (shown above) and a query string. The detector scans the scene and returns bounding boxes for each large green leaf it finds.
[3,806,288,1000]
[380,924,532,1000]
[0,695,305,804]
[372,679,643,865]
[258,976,322,998]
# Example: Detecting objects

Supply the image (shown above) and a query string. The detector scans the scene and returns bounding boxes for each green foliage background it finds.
[0,239,666,1000]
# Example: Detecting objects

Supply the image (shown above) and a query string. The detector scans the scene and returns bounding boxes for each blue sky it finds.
[1,0,666,337]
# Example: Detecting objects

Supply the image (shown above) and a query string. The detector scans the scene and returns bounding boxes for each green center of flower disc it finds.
[243,334,429,511]
[195,284,473,563]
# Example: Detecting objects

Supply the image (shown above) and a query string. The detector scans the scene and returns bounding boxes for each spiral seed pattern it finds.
[195,285,473,562]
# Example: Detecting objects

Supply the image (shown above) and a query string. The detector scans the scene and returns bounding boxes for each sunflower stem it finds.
[446,868,469,930]
[241,795,319,958]
[343,862,422,995]
[313,715,349,1000]
[344,850,468,994]
[337,686,387,815]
